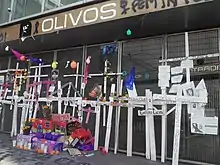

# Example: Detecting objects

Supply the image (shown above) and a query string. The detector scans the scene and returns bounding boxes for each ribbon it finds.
[192,123,203,133]
[33,21,39,35]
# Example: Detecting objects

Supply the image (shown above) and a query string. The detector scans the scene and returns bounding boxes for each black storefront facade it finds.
[0,0,220,164]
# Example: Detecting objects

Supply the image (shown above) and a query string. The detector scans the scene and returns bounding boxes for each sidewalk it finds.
[0,133,173,165]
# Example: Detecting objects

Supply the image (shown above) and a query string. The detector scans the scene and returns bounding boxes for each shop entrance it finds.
[0,27,219,165]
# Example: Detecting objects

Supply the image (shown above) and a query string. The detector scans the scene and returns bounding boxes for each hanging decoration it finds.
[125,67,135,90]
[51,61,59,81]
[26,55,43,64]
[65,61,70,68]
[6,46,43,64]
[83,56,91,86]
[11,49,23,60]
[70,60,77,69]
[5,46,9,52]
[6,72,13,83]
[89,84,102,98]
[51,61,58,69]
[51,69,59,81]
[20,55,26,61]
[101,43,118,57]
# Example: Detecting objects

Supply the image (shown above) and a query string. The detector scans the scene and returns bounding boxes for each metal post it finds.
[161,35,168,163]
[114,41,122,154]
[41,0,46,12]
[185,32,190,82]
[51,50,58,112]
[53,50,57,61]
[172,87,183,165]
[0,57,11,131]
[218,28,220,147]
[9,0,15,22]
[81,46,86,96]
[185,31,191,162]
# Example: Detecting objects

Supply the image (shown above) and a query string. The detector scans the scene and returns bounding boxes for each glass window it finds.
[13,0,43,20]
[44,0,61,11]
[0,0,11,24]
[44,0,83,11]
[60,0,82,6]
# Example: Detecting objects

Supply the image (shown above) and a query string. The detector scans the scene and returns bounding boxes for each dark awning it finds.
[0,0,219,56]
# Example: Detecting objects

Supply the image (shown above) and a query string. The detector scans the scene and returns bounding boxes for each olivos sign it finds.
[38,0,211,34]
[41,3,116,33]
[0,0,213,42]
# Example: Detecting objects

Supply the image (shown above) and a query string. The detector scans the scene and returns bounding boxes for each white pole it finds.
[185,32,191,116]
[72,62,79,116]
[57,81,62,114]
[11,96,18,137]
[185,32,190,82]
[161,36,168,162]
[32,64,42,119]
[20,105,26,134]
[94,85,102,150]
[114,79,123,154]
[10,62,19,110]
[77,98,83,123]
[25,67,38,121]
[63,82,72,114]
[126,83,137,156]
[104,84,115,152]
[103,59,108,126]
[94,105,101,150]
[149,91,156,161]
[11,62,19,137]
[145,89,151,159]
[161,87,167,162]
[172,87,182,165]
[64,72,123,78]
[18,72,22,92]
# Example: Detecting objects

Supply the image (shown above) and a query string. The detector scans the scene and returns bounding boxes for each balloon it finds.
[70,60,77,69]
[86,56,91,64]
[51,61,57,69]
[122,71,127,77]
[5,46,9,52]
[20,55,26,61]
[11,49,22,60]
